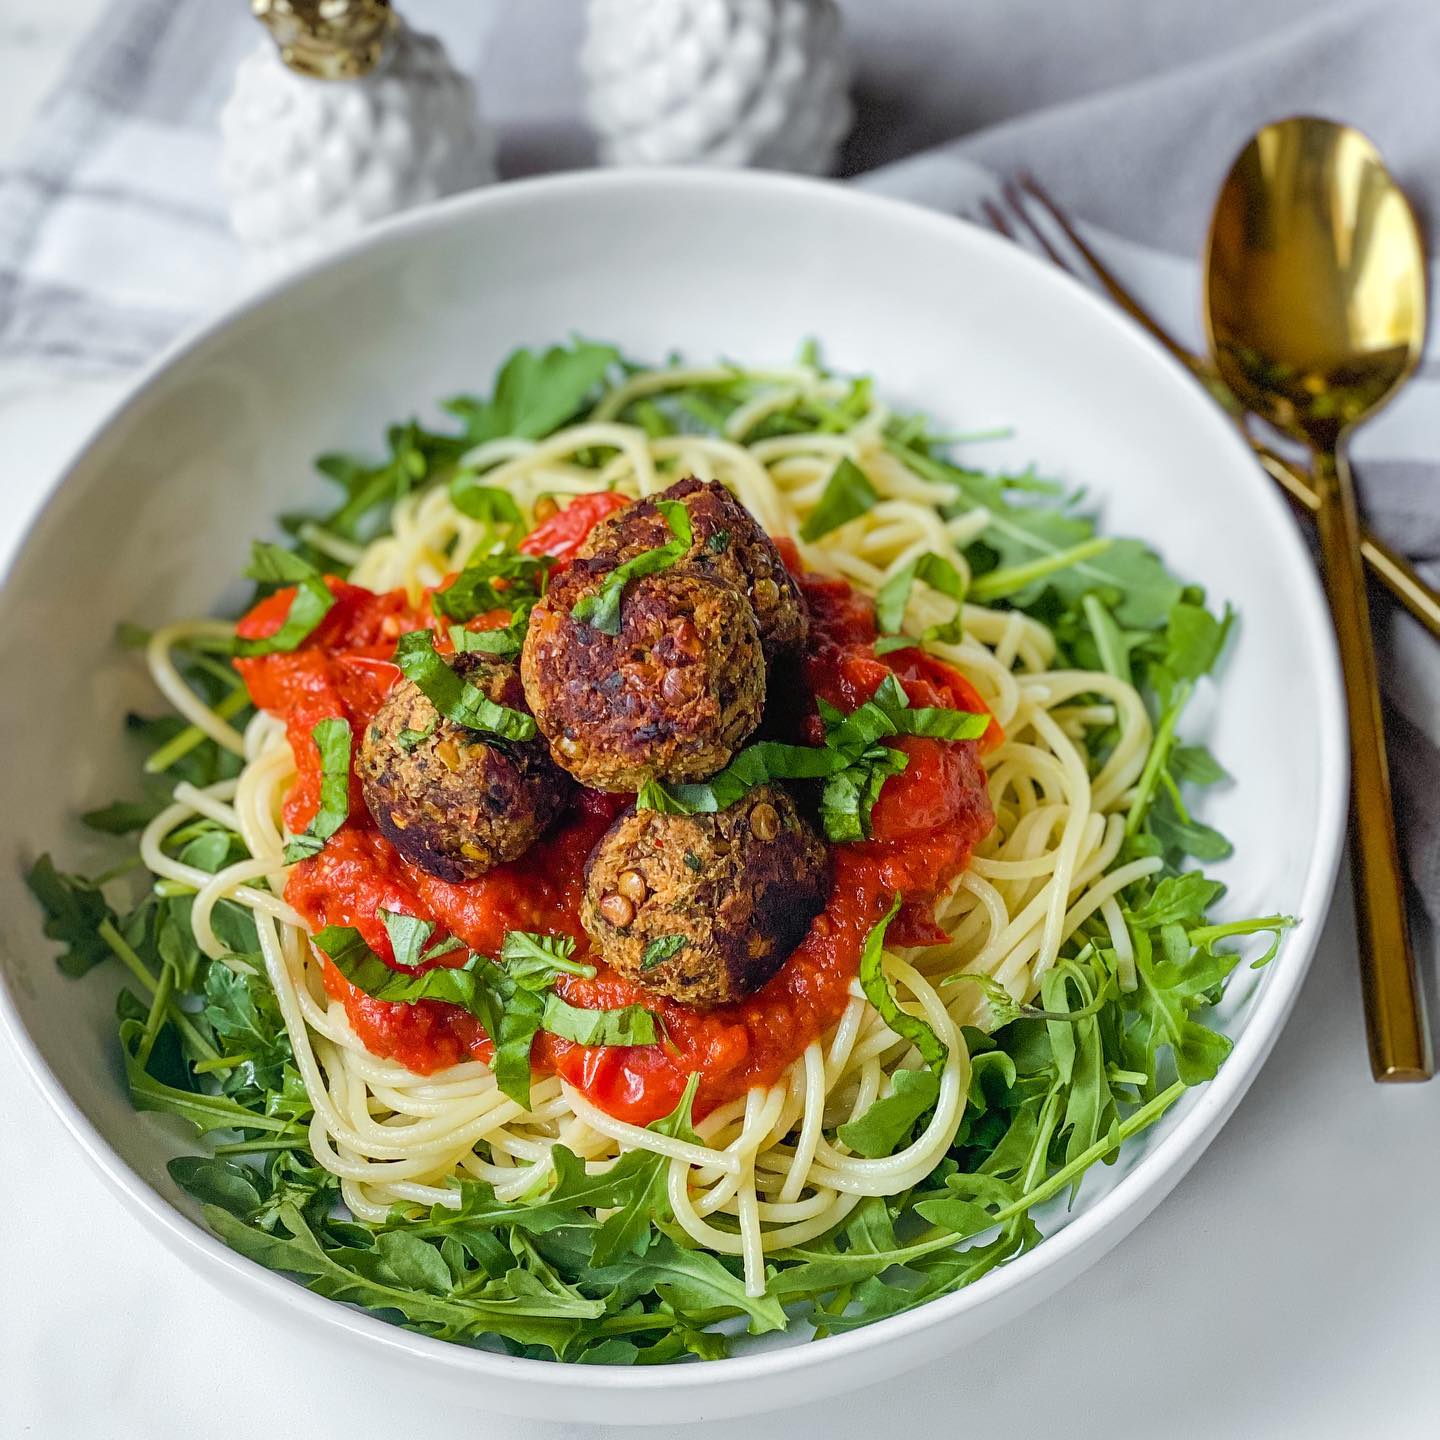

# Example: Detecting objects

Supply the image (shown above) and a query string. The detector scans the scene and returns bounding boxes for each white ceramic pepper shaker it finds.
[220,0,495,275]
[581,0,851,174]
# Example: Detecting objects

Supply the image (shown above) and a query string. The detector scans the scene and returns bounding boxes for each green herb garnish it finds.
[282,717,351,863]
[857,895,948,1068]
[234,543,335,657]
[799,456,877,541]
[570,499,694,635]
[640,934,687,970]
[391,629,536,741]
[541,995,658,1047]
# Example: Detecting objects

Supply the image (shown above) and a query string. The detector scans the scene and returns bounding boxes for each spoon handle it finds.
[1313,445,1432,1081]
[1254,447,1440,640]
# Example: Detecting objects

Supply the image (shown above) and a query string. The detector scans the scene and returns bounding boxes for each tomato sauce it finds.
[233,509,997,1124]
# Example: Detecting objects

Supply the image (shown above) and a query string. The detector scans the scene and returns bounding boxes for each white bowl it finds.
[0,170,1345,1423]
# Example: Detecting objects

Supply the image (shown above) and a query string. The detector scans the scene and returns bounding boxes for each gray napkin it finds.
[2,0,1437,939]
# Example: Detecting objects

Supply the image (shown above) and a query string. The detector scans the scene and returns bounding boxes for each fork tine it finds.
[1014,170,1198,367]
[999,179,1073,271]
[979,197,1018,242]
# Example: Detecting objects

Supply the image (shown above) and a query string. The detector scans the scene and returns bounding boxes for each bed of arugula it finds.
[26,341,1294,1364]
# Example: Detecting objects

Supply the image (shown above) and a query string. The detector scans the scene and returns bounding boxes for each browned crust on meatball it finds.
[357,651,572,882]
[581,786,831,1008]
[520,566,765,792]
[578,477,808,662]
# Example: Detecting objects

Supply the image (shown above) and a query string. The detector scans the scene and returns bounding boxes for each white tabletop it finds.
[3,8,1438,1436]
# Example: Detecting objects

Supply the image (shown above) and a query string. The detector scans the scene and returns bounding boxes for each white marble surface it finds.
[2,6,1439,1438]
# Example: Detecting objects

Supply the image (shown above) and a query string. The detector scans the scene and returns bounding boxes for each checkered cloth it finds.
[4,0,1439,949]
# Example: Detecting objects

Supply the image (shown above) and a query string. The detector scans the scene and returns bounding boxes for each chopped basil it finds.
[395,717,437,752]
[235,544,335,658]
[706,529,731,554]
[282,717,351,862]
[449,619,526,657]
[541,994,658,1047]
[449,473,523,528]
[857,895,947,1068]
[682,851,703,874]
[378,910,464,969]
[799,457,878,541]
[873,552,967,650]
[570,499,693,635]
[391,629,537,742]
[637,742,837,816]
[432,553,550,624]
[817,676,990,840]
[641,934,687,970]
[244,541,324,586]
[639,674,990,840]
[819,744,909,844]
[316,924,602,1109]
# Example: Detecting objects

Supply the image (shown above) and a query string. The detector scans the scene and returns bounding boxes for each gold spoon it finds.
[1205,116,1431,1081]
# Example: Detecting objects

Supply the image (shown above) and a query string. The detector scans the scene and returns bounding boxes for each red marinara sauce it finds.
[232,515,999,1124]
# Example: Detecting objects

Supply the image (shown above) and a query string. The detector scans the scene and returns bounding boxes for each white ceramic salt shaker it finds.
[581,0,851,174]
[220,0,495,275]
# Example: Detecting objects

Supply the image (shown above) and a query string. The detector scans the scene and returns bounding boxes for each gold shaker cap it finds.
[253,0,397,79]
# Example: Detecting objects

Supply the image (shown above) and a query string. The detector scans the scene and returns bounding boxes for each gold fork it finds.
[974,172,1440,640]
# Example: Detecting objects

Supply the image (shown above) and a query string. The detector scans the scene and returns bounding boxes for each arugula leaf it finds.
[391,629,537,741]
[498,930,594,983]
[589,1075,701,1267]
[200,960,294,1100]
[168,1155,266,1216]
[1125,928,1233,1087]
[857,895,947,1068]
[541,995,658,1047]
[587,1235,787,1336]
[444,341,620,446]
[449,474,523,527]
[203,1200,586,1352]
[122,1016,306,1140]
[1163,600,1234,683]
[836,1067,941,1157]
[570,499,693,635]
[800,457,878,541]
[1125,873,1226,930]
[1170,743,1230,787]
[302,418,473,551]
[81,790,170,834]
[26,855,118,976]
[282,717,352,863]
[895,442,1183,628]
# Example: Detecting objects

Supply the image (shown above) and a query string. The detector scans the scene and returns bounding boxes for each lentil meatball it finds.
[581,786,831,1008]
[358,651,571,882]
[578,477,808,662]
[520,564,765,792]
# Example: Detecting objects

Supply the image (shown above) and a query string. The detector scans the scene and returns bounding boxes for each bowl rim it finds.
[0,165,1347,1393]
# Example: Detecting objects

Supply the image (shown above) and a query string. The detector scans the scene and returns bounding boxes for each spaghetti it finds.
[137,357,1163,1299]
